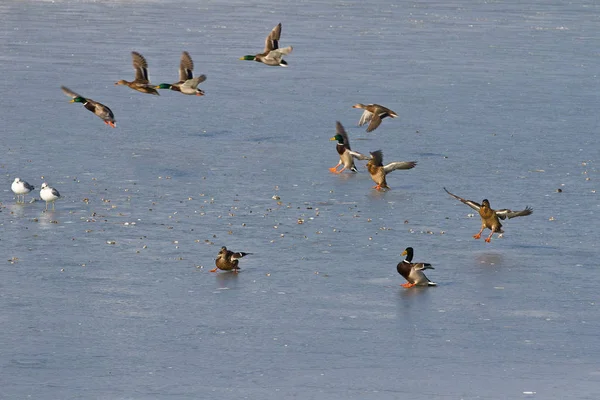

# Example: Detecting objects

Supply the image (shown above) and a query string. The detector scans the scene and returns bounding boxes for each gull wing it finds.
[444,187,481,212]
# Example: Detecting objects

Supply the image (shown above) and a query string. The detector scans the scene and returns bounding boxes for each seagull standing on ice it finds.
[40,182,61,211]
[11,178,35,203]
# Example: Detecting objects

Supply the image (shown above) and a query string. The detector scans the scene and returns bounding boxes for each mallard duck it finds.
[11,178,34,203]
[61,86,116,128]
[115,51,160,95]
[352,103,398,132]
[366,150,417,191]
[397,247,436,288]
[239,23,293,67]
[210,246,251,273]
[155,51,206,96]
[40,182,61,211]
[329,121,369,174]
[444,187,533,243]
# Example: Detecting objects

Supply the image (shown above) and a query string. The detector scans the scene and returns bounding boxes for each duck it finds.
[40,182,61,211]
[11,178,35,203]
[155,51,206,95]
[61,86,116,127]
[366,150,417,191]
[397,247,436,288]
[115,51,160,95]
[210,246,251,273]
[239,23,293,67]
[352,103,398,132]
[329,121,369,174]
[444,187,533,243]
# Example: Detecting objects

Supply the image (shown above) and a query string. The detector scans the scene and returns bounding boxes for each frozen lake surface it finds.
[1,0,599,398]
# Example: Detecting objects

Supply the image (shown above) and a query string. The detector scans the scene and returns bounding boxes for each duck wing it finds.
[383,161,417,173]
[131,51,150,83]
[496,206,533,220]
[444,187,482,212]
[181,75,207,89]
[264,23,282,52]
[179,51,194,82]
[61,86,82,99]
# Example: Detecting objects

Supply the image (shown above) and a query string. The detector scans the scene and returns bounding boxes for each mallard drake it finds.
[210,246,251,273]
[115,51,160,95]
[155,51,206,96]
[11,178,35,203]
[352,103,398,132]
[40,182,61,211]
[366,150,417,191]
[239,23,293,67]
[61,86,116,127]
[444,187,533,243]
[397,247,436,288]
[329,121,369,174]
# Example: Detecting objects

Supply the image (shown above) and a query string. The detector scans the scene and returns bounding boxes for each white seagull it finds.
[11,178,35,203]
[40,182,61,211]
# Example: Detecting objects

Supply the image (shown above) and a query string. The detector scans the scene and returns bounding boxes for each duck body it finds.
[366,150,417,190]
[239,23,292,67]
[11,178,35,203]
[155,51,206,95]
[115,51,160,95]
[397,247,436,288]
[329,121,369,174]
[61,86,116,127]
[210,246,251,273]
[352,103,398,132]
[444,187,533,243]
[40,182,61,211]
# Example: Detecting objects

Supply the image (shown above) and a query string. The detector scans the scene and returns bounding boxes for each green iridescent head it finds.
[239,55,256,61]
[155,83,172,89]
[69,96,86,104]
[330,134,344,143]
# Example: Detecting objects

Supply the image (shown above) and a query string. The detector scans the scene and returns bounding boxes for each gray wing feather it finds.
[496,206,533,220]
[383,161,417,173]
[61,86,81,99]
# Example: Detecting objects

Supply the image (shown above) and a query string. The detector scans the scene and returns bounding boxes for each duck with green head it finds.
[397,247,436,288]
[155,51,206,96]
[239,23,292,67]
[61,86,116,128]
[329,121,369,174]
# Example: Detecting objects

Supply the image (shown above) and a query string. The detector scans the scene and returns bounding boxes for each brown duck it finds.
[397,247,436,288]
[239,23,293,67]
[444,187,533,243]
[115,51,160,95]
[352,103,398,132]
[366,150,417,191]
[329,121,369,174]
[210,246,251,273]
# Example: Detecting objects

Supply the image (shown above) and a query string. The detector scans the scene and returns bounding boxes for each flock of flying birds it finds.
[12,23,534,286]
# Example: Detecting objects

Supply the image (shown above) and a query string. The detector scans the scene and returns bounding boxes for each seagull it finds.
[11,178,35,203]
[40,182,61,211]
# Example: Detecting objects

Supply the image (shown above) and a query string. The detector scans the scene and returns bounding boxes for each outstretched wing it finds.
[444,187,482,212]
[231,251,251,260]
[61,86,82,99]
[264,23,282,53]
[383,161,417,173]
[181,75,207,89]
[131,51,150,82]
[179,51,194,82]
[366,114,383,132]
[358,110,373,127]
[347,149,370,160]
[496,206,533,220]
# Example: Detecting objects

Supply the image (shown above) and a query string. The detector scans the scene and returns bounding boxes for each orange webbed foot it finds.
[473,234,481,239]
[329,167,339,173]
[209,267,218,273]
[401,282,415,288]
[485,237,492,243]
